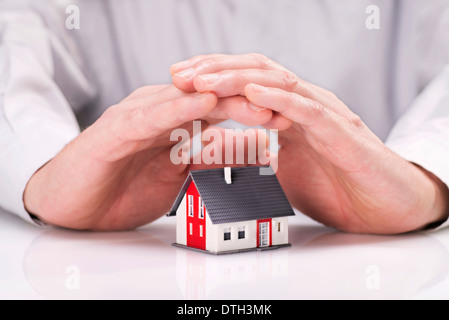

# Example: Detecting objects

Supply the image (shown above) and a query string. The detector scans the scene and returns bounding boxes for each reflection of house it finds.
[168,166,295,254]
[176,248,290,299]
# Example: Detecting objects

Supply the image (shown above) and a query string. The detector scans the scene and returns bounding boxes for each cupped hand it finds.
[23,84,274,230]
[171,53,449,234]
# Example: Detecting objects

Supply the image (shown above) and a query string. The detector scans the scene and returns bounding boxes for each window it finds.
[188,195,194,217]
[278,222,281,232]
[199,197,204,219]
[200,225,203,237]
[238,226,246,239]
[224,228,231,241]
[189,223,193,235]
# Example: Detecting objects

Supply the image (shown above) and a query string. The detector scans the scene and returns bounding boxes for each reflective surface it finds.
[1,209,449,300]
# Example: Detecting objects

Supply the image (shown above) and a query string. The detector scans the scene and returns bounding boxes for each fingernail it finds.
[249,83,268,93]
[194,91,215,100]
[248,103,267,112]
[197,74,221,86]
[170,60,193,73]
[174,68,195,80]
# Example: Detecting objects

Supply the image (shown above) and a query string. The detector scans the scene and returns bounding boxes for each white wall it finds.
[207,217,290,253]
[208,220,257,253]
[176,194,187,246]
[271,217,289,246]
[205,212,216,252]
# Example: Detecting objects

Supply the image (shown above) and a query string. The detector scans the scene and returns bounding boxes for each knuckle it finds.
[309,100,325,120]
[247,52,266,61]
[348,114,364,129]
[168,98,187,123]
[127,107,149,138]
[248,52,272,68]
[127,86,150,99]
[322,89,341,104]
[234,69,247,84]
[284,91,298,109]
[101,104,123,123]
[102,104,118,117]
[100,106,128,141]
[327,91,339,101]
[132,85,150,95]
[188,54,204,63]
[294,77,309,93]
[280,70,299,92]
[196,58,215,72]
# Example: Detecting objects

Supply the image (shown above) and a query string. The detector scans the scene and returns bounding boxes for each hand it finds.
[23,85,274,230]
[171,53,449,234]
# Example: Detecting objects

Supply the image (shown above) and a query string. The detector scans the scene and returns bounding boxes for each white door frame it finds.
[258,221,270,247]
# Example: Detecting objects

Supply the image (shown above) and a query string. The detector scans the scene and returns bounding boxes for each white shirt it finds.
[0,0,448,228]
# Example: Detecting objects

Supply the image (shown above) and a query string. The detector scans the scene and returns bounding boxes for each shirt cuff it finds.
[386,131,449,230]
[0,122,79,227]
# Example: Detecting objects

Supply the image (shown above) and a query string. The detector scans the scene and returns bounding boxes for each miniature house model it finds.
[168,166,295,254]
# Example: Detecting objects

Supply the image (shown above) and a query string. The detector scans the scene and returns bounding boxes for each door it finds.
[257,219,272,248]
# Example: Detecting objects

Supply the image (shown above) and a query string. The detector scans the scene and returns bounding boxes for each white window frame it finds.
[199,225,203,237]
[199,196,204,219]
[224,227,231,241]
[238,226,246,239]
[189,223,193,235]
[188,195,194,217]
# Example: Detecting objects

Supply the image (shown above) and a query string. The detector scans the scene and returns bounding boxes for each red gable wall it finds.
[186,182,206,250]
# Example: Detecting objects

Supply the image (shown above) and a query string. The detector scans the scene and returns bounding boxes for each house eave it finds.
[166,174,193,217]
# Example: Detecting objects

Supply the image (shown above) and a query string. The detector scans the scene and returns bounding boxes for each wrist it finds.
[23,159,53,225]
[413,163,449,229]
[22,133,96,227]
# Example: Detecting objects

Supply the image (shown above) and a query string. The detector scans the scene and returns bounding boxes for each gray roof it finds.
[168,166,295,224]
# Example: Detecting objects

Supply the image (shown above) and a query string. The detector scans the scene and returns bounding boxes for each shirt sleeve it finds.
[0,4,95,226]
[385,65,449,230]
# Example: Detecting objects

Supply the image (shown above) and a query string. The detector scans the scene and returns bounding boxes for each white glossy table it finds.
[1,209,449,300]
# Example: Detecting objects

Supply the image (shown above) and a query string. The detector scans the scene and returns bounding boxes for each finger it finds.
[244,83,356,145]
[261,113,293,131]
[202,96,273,127]
[245,84,380,174]
[191,69,314,100]
[107,92,218,142]
[122,85,171,101]
[171,53,284,92]
[148,120,210,149]
[170,54,227,75]
[245,83,325,126]
[246,84,380,173]
[126,85,195,107]
[171,54,349,118]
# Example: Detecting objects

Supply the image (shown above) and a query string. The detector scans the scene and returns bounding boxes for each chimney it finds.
[224,167,232,184]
